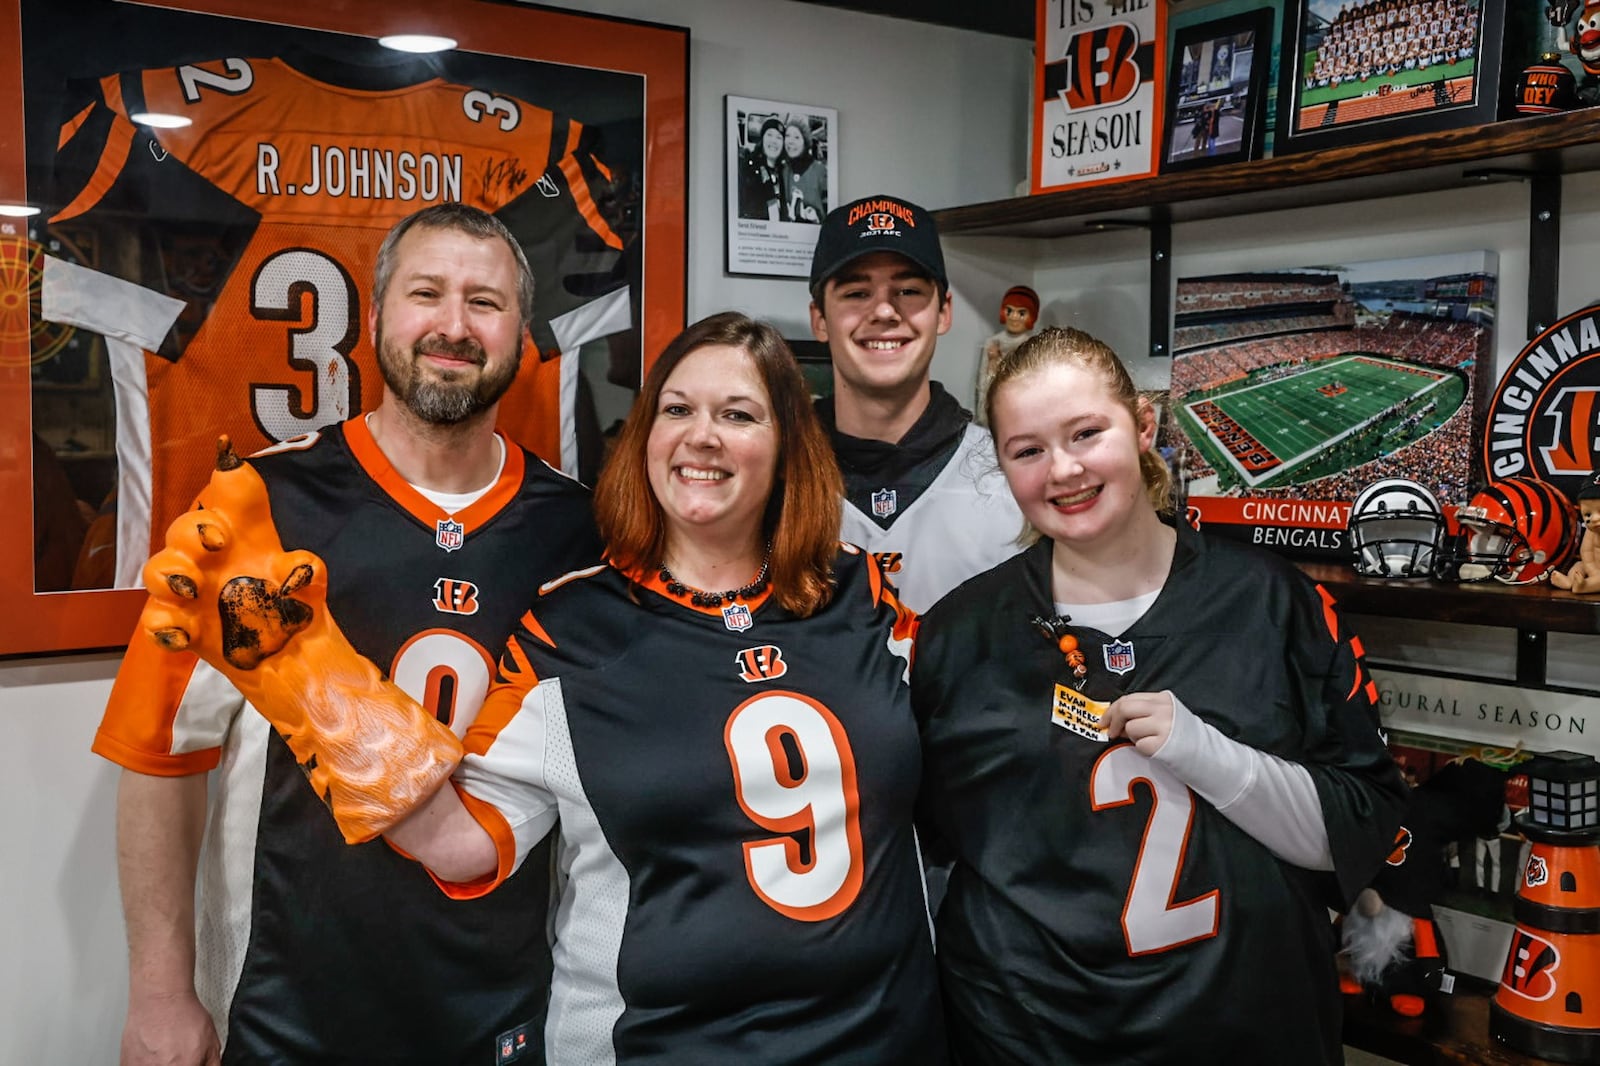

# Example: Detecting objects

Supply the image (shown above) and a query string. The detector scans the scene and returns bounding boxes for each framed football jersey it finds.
[0,0,687,655]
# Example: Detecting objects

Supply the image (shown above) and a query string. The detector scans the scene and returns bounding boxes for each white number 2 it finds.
[724,691,864,922]
[1090,744,1220,955]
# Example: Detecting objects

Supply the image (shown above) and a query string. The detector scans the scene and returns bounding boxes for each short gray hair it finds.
[372,203,536,332]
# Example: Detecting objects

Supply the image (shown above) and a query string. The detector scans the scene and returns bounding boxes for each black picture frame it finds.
[1161,8,1276,172]
[1275,0,1505,154]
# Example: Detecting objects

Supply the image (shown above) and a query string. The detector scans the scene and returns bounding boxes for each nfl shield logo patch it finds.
[721,602,754,632]
[1102,640,1135,675]
[435,518,465,552]
[871,488,898,518]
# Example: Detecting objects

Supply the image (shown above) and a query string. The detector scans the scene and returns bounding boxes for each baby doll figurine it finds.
[975,285,1039,426]
[1550,473,1600,594]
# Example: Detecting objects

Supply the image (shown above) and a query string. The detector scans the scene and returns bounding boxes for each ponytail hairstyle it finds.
[985,326,1174,525]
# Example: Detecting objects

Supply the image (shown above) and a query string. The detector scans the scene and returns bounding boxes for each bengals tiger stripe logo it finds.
[736,645,788,683]
[433,578,480,616]
[1061,23,1142,111]
[872,551,904,575]
[1385,826,1413,866]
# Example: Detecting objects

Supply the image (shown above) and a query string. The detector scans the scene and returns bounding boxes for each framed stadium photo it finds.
[1167,251,1496,561]
[1161,8,1275,172]
[1275,0,1505,154]
[0,0,688,657]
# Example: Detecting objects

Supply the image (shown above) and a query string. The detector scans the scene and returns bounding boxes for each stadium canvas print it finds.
[1169,252,1496,559]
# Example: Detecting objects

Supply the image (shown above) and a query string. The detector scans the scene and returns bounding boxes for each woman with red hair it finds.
[391,311,944,1063]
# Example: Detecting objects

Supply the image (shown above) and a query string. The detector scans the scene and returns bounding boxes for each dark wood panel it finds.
[934,110,1600,237]
[1296,561,1600,634]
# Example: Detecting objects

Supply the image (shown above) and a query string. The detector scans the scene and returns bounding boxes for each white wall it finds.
[0,3,1034,1062]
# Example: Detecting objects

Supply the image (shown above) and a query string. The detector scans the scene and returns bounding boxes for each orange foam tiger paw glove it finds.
[140,437,462,844]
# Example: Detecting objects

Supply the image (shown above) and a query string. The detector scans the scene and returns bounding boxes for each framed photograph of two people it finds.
[724,94,838,279]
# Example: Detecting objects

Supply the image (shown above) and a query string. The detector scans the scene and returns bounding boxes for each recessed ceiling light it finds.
[130,112,193,129]
[378,34,457,53]
[0,204,40,218]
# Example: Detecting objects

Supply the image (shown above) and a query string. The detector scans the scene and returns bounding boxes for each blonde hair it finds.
[985,326,1174,518]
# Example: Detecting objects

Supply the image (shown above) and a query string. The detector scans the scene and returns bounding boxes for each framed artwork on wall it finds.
[0,0,688,657]
[1275,0,1505,154]
[1032,0,1166,193]
[1168,251,1496,561]
[1161,7,1276,171]
[724,94,838,278]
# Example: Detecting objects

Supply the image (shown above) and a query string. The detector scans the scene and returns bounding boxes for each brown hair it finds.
[985,326,1173,514]
[595,312,843,616]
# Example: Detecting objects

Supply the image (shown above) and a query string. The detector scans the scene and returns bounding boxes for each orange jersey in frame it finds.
[48,56,629,581]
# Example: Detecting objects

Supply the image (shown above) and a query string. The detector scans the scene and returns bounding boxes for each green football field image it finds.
[1176,353,1466,491]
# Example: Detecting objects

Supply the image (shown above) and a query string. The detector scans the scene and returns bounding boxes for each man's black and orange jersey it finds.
[93,418,601,1064]
[45,54,629,583]
[450,546,946,1065]
[912,524,1405,1065]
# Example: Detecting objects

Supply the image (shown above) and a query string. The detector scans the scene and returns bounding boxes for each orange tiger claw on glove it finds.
[140,436,462,844]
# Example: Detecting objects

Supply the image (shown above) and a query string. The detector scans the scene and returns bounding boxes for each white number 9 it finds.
[724,691,864,922]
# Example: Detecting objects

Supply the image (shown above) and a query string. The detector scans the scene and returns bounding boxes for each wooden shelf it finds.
[1296,561,1600,635]
[932,109,1600,238]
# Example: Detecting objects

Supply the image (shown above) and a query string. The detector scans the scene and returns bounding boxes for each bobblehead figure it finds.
[975,285,1039,426]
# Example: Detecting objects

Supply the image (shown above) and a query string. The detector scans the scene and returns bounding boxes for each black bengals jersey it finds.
[95,417,601,1065]
[452,546,945,1065]
[911,524,1405,1066]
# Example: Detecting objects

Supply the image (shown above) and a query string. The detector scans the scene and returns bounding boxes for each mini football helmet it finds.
[1347,478,1448,578]
[1446,477,1580,584]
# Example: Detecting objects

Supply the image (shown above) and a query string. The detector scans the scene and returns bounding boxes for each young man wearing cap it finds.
[807,194,1022,612]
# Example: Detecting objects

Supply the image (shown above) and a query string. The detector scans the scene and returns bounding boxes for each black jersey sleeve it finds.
[1288,576,1407,907]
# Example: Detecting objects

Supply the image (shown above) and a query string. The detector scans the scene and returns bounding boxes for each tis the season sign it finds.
[1034,0,1164,193]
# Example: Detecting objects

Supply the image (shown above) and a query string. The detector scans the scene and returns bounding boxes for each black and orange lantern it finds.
[1490,751,1600,1063]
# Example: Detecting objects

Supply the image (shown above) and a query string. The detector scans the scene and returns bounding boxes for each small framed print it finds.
[1161,7,1275,171]
[1276,0,1505,154]
[725,95,837,278]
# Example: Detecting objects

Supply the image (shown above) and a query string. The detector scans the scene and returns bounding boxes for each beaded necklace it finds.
[657,557,771,607]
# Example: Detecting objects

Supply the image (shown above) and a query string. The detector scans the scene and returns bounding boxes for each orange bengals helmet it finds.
[1446,478,1579,585]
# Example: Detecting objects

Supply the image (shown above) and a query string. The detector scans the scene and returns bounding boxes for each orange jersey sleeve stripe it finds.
[51,107,136,223]
[58,101,95,149]
[90,728,220,777]
[96,637,220,768]
[463,682,530,757]
[559,123,623,251]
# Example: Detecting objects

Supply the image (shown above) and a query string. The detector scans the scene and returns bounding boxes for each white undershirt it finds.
[1057,592,1334,871]
[410,434,506,513]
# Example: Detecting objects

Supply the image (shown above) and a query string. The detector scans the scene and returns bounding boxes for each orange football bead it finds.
[1057,634,1078,654]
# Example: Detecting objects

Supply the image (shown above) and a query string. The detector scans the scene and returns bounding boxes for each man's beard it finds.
[376,330,521,425]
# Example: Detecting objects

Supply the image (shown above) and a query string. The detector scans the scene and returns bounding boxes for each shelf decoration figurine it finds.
[1490,750,1600,1063]
[1514,52,1581,114]
[1341,756,1511,1018]
[975,285,1040,426]
[1547,0,1600,104]
[1549,473,1600,594]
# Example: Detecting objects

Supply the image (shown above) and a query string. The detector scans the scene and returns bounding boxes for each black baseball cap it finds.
[808,194,946,299]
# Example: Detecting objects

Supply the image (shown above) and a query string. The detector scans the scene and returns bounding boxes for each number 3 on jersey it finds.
[1091,744,1220,955]
[725,691,865,922]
